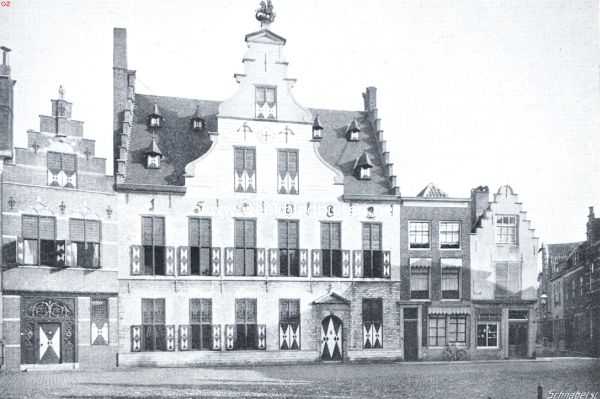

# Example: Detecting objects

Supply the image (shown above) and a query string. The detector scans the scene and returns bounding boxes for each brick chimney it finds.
[0,46,15,161]
[471,186,490,229]
[113,28,135,183]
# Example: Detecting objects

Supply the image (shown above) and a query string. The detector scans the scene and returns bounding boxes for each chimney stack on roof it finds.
[471,186,490,230]
[0,46,11,77]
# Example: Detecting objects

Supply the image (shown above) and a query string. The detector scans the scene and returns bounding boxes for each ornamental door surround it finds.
[20,297,76,365]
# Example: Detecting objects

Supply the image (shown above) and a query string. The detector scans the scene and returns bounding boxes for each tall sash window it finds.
[363,298,383,348]
[321,222,342,277]
[234,219,257,276]
[362,223,383,278]
[278,220,299,276]
[22,215,56,266]
[141,298,166,351]
[142,216,166,275]
[279,299,300,350]
[70,219,101,268]
[235,298,258,350]
[189,218,212,276]
[190,299,212,350]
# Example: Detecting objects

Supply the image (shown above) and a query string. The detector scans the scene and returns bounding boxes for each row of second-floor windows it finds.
[132,297,385,352]
[47,151,77,188]
[138,216,387,278]
[234,147,298,195]
[409,263,461,300]
[409,216,519,250]
[18,215,100,268]
[408,221,461,250]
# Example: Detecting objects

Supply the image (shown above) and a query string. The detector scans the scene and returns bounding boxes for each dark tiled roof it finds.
[311,108,392,196]
[122,95,392,195]
[123,94,219,187]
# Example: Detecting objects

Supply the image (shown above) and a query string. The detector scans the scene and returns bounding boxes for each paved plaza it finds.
[0,358,599,399]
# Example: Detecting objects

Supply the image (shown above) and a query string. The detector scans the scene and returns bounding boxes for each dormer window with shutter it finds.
[145,138,163,169]
[47,151,77,188]
[346,119,360,142]
[354,151,373,180]
[191,105,205,131]
[148,103,163,128]
[255,86,277,120]
[312,115,323,140]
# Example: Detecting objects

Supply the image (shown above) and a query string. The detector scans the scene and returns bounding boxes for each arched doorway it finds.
[21,297,76,365]
[321,314,343,361]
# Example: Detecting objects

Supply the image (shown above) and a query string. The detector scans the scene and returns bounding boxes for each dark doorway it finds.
[508,322,528,358]
[403,308,419,361]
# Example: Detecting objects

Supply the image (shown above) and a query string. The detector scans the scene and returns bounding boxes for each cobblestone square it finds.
[0,358,599,399]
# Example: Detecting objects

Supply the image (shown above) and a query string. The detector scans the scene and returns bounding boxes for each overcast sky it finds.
[1,0,599,244]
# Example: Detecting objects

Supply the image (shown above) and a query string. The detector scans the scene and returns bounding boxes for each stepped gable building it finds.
[113,3,403,366]
[470,185,540,359]
[398,183,472,360]
[0,44,118,370]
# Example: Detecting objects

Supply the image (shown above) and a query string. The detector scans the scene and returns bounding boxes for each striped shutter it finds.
[212,324,222,350]
[166,325,176,351]
[257,325,267,350]
[256,248,266,276]
[165,246,175,275]
[56,240,66,267]
[224,247,234,275]
[299,249,308,277]
[178,246,189,275]
[16,236,24,265]
[179,325,190,351]
[311,249,322,277]
[342,250,351,277]
[225,324,235,350]
[268,248,279,276]
[383,250,391,278]
[211,248,221,276]
[353,250,363,278]
[130,245,143,275]
[65,240,74,267]
[131,325,142,352]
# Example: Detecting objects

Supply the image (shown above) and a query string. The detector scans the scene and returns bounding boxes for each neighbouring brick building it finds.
[0,46,119,370]
[399,183,472,360]
[542,207,600,356]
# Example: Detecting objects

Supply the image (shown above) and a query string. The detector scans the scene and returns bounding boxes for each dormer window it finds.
[346,119,360,141]
[191,105,205,131]
[360,167,371,180]
[255,86,277,119]
[354,151,373,181]
[145,138,163,170]
[312,115,323,140]
[148,104,163,129]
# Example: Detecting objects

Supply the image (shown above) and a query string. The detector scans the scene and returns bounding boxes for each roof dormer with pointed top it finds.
[417,183,448,199]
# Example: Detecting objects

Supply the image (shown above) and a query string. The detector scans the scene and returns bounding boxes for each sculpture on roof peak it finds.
[256,0,276,27]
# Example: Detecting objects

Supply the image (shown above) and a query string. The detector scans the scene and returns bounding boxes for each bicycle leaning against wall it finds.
[443,343,469,361]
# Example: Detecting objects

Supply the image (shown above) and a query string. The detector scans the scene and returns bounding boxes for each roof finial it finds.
[58,85,65,100]
[255,0,275,28]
